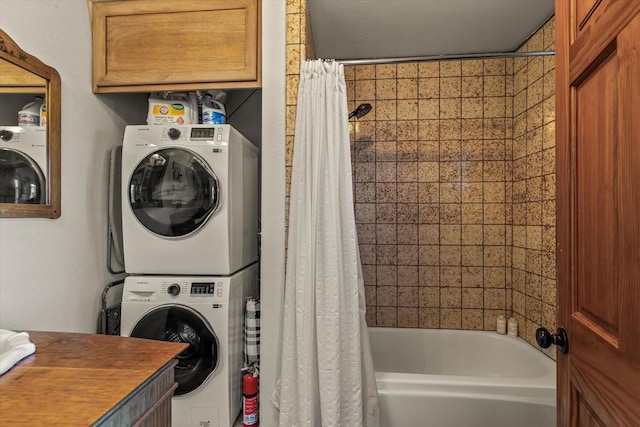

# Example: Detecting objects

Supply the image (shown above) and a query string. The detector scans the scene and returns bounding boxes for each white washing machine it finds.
[121,124,259,275]
[120,263,258,427]
[0,126,47,204]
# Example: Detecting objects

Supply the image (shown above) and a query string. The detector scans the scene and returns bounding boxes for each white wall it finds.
[260,1,286,425]
[0,0,143,332]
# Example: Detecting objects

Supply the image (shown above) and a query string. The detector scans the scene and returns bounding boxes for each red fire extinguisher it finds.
[243,369,259,426]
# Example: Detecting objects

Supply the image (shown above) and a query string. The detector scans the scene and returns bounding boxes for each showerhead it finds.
[348,103,372,120]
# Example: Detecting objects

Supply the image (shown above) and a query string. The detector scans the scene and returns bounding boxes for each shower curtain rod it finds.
[335,50,554,66]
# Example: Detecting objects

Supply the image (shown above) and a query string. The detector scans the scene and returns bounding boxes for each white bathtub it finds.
[369,327,556,427]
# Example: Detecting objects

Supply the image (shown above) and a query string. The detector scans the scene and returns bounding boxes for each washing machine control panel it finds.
[167,284,181,296]
[191,282,216,295]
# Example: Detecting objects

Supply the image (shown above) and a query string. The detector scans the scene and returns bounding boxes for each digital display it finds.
[191,282,216,295]
[190,128,216,139]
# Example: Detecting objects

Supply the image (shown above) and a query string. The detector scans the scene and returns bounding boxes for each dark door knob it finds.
[536,327,568,354]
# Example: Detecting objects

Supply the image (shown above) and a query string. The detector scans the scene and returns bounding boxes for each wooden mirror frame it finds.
[0,28,61,218]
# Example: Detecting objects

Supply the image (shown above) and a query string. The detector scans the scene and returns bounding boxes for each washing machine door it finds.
[130,305,219,395]
[0,147,46,204]
[128,148,220,237]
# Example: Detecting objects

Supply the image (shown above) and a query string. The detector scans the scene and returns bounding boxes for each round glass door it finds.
[129,148,219,237]
[130,305,219,395]
[0,148,46,204]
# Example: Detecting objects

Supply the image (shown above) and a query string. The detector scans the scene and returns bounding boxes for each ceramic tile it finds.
[377,265,398,285]
[419,225,440,245]
[419,266,440,287]
[377,245,398,265]
[376,79,397,100]
[376,162,397,182]
[398,224,419,244]
[462,288,483,308]
[484,267,506,288]
[397,141,418,162]
[440,245,462,266]
[440,140,463,161]
[418,162,439,182]
[377,286,397,306]
[397,121,418,142]
[377,307,398,327]
[484,182,505,202]
[355,203,376,223]
[397,203,419,223]
[365,308,376,326]
[462,204,483,224]
[440,119,462,139]
[462,139,484,161]
[419,308,440,328]
[397,162,417,182]
[397,63,418,78]
[440,309,462,329]
[462,247,484,268]
[398,286,419,307]
[483,310,506,331]
[376,141,396,162]
[355,65,376,80]
[484,246,505,267]
[397,182,418,203]
[364,285,376,306]
[418,244,440,266]
[355,79,375,100]
[419,203,440,224]
[440,61,462,77]
[461,119,483,139]
[397,100,419,120]
[484,76,506,96]
[484,97,506,118]
[418,183,440,203]
[440,162,461,182]
[484,225,506,245]
[376,100,397,121]
[398,308,419,327]
[419,62,440,78]
[376,64,397,79]
[462,225,483,245]
[440,98,461,119]
[441,288,462,308]
[286,44,301,75]
[461,77,483,97]
[441,77,462,98]
[462,310,484,330]
[359,244,376,264]
[418,99,440,119]
[357,223,376,244]
[484,58,506,75]
[398,266,419,287]
[376,204,396,223]
[484,118,508,139]
[462,60,484,76]
[344,66,356,81]
[398,245,419,265]
[418,122,440,142]
[418,78,440,99]
[440,204,462,224]
[440,183,462,203]
[376,224,397,245]
[419,287,440,307]
[462,98,483,118]
[440,266,462,286]
[363,264,376,286]
[376,183,397,203]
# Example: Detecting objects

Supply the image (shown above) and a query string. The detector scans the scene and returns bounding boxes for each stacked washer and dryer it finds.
[119,125,259,427]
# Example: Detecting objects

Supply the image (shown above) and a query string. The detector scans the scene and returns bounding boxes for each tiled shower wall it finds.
[346,60,514,331]
[511,19,557,354]
[345,18,557,349]
[284,6,557,354]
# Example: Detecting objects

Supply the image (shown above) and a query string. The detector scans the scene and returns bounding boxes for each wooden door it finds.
[556,0,640,425]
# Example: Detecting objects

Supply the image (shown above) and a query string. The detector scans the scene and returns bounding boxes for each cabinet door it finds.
[91,0,260,93]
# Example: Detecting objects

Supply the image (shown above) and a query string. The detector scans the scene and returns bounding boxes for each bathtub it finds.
[369,327,556,427]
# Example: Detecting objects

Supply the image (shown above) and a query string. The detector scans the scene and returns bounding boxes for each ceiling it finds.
[307,0,555,61]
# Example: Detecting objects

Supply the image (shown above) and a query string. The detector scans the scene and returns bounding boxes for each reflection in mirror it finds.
[0,28,60,218]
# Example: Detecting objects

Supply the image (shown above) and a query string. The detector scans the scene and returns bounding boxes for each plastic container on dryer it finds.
[202,93,226,124]
[18,96,43,126]
[39,102,47,127]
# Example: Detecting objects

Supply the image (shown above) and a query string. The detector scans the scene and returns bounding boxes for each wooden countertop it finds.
[0,331,187,426]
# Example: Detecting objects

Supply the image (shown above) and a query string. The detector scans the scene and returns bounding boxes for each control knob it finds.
[168,128,181,140]
[167,284,181,296]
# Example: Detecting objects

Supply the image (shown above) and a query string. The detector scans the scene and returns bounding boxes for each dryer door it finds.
[128,148,220,237]
[0,147,46,204]
[130,305,219,395]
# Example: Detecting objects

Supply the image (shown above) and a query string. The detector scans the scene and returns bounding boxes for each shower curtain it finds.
[275,60,380,427]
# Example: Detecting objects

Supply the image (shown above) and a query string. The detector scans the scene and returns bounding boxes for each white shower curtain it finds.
[275,60,380,427]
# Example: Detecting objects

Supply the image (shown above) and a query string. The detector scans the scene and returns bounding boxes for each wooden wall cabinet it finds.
[90,0,261,93]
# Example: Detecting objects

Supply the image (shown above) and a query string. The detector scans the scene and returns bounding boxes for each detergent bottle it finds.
[18,96,43,126]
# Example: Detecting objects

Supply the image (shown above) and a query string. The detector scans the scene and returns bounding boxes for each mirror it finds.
[0,28,60,218]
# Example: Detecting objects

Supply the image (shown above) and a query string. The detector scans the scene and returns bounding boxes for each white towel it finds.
[0,329,36,375]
